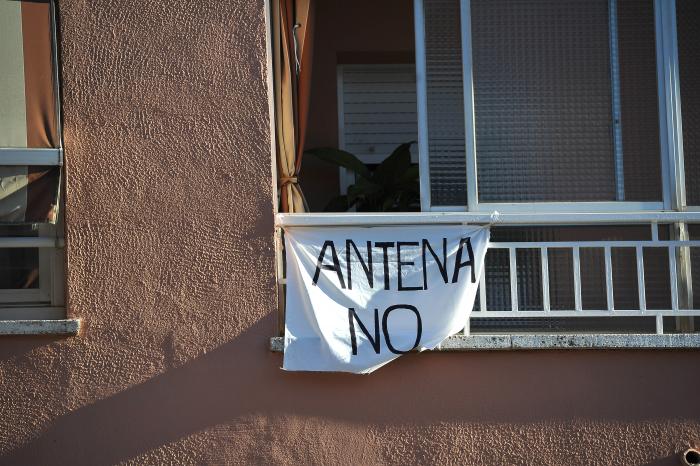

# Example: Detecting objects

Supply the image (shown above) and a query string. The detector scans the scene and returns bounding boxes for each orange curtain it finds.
[272,0,314,213]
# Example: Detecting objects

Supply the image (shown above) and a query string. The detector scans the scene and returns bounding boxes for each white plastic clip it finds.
[488,210,501,227]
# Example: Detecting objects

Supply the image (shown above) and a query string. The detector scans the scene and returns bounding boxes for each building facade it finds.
[0,0,699,464]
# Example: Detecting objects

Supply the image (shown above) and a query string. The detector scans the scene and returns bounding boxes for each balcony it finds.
[274,211,700,346]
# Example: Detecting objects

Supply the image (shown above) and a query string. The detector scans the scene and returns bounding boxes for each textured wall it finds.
[0,0,698,464]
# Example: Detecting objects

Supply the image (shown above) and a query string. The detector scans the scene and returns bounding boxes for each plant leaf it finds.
[304,148,371,180]
[372,142,415,186]
[323,195,350,212]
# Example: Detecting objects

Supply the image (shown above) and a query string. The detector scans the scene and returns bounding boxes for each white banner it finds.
[283,225,490,373]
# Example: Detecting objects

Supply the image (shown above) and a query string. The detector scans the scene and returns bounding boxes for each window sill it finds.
[269,333,700,352]
[0,319,81,336]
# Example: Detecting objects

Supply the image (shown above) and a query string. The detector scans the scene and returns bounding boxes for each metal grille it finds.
[677,0,700,205]
[424,0,468,206]
[471,0,616,202]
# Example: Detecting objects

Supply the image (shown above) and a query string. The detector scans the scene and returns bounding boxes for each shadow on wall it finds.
[0,336,73,364]
[3,314,700,464]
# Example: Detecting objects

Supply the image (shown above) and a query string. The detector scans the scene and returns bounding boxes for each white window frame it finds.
[270,0,700,348]
[414,0,686,214]
[0,0,65,322]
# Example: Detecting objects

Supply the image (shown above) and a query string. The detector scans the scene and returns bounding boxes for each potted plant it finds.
[305,142,419,212]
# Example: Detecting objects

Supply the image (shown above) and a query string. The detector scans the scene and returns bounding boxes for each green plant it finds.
[305,142,420,212]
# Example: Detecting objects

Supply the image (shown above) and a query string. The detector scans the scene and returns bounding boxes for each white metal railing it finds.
[276,212,700,336]
[276,211,700,226]
[477,237,699,335]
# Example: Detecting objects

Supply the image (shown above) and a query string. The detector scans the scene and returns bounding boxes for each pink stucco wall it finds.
[0,1,698,464]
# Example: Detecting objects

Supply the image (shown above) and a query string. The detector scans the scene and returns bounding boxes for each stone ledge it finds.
[0,319,81,336]
[270,333,700,352]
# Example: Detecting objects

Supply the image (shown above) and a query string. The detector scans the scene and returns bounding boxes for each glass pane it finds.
[472,0,615,202]
[424,0,468,206]
[618,0,662,201]
[0,225,39,290]
[548,249,575,310]
[517,248,542,311]
[468,0,660,203]
[485,248,510,311]
[677,0,700,205]
[580,248,607,310]
[612,247,639,310]
[471,316,656,334]
[688,226,700,310]
[644,247,671,310]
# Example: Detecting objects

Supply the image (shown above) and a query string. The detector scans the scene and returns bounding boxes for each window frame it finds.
[269,0,700,346]
[414,0,685,214]
[0,0,65,320]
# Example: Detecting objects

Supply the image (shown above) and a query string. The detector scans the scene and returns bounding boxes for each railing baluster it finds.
[636,245,647,311]
[573,247,582,312]
[541,247,550,313]
[656,314,664,335]
[509,248,518,312]
[605,246,614,311]
[669,245,679,311]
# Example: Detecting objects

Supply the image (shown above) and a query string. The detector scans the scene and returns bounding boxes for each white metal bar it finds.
[656,314,664,335]
[0,238,63,248]
[636,245,647,311]
[609,0,625,201]
[471,310,700,318]
[573,247,582,312]
[651,222,659,241]
[605,246,615,311]
[413,0,431,212]
[655,0,685,210]
[669,245,679,311]
[479,269,487,312]
[0,148,62,166]
[541,248,550,313]
[489,240,700,249]
[460,0,479,212]
[276,211,700,227]
[509,248,518,312]
[656,0,672,209]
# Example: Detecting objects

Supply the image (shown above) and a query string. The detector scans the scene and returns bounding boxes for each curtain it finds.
[272,0,314,213]
[0,0,60,224]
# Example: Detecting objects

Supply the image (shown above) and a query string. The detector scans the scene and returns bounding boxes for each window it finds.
[274,0,700,345]
[419,0,664,211]
[0,0,64,320]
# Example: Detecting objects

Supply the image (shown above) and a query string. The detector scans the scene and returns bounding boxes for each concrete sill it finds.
[269,333,700,352]
[0,319,81,336]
